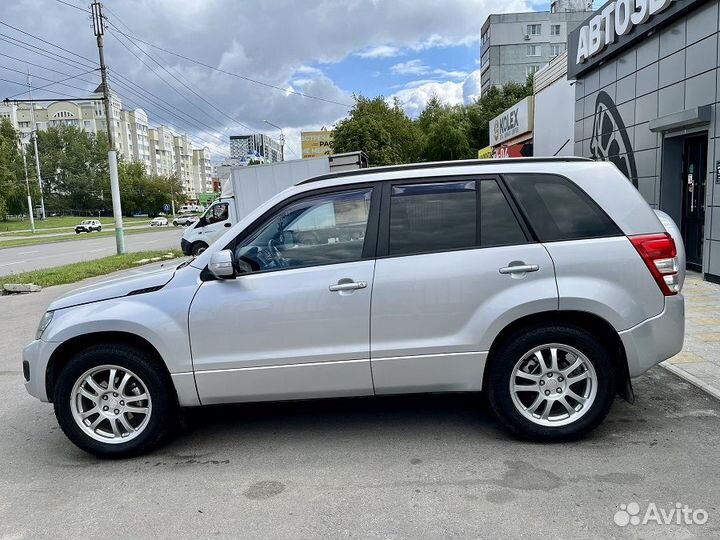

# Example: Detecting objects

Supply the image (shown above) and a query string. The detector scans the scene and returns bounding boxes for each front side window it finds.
[527,24,541,35]
[235,188,372,272]
[551,24,561,36]
[206,203,229,224]
[527,45,541,57]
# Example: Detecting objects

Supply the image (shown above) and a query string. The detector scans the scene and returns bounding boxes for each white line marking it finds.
[0,260,26,267]
[17,250,40,255]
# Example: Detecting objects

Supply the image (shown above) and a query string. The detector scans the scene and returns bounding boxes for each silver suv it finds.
[23,158,685,457]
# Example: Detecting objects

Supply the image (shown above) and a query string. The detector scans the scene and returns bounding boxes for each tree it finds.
[467,76,534,151]
[36,125,109,212]
[332,96,423,166]
[417,97,474,162]
[0,119,28,217]
[117,161,182,216]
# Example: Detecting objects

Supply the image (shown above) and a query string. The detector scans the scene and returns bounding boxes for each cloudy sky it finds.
[1,0,545,160]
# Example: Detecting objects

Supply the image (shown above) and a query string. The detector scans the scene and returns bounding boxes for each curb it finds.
[661,363,720,401]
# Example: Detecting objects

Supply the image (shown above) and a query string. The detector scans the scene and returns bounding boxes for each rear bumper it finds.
[181,237,192,256]
[619,294,685,377]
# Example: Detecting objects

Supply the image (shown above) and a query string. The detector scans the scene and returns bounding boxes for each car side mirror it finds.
[208,250,236,279]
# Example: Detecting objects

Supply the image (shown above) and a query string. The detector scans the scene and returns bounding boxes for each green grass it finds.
[0,250,183,289]
[0,224,175,249]
[0,215,150,234]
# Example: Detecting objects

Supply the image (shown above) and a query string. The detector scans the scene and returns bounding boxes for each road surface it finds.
[0,227,184,274]
[0,270,718,539]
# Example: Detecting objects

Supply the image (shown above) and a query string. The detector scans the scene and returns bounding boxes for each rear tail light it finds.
[629,233,680,296]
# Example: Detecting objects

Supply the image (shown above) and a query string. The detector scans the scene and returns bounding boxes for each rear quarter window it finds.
[504,174,622,242]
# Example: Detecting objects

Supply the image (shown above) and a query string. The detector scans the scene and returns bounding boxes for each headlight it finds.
[36,311,54,340]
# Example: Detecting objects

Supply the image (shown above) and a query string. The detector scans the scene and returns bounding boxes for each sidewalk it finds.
[662,272,720,400]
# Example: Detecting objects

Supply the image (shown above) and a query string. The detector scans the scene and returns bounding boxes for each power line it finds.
[0,20,96,66]
[4,67,99,99]
[108,22,256,133]
[52,0,89,13]
[0,19,232,157]
[0,33,96,73]
[99,9,352,108]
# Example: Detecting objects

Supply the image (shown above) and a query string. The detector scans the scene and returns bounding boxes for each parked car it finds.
[23,158,685,457]
[150,217,168,227]
[74,220,102,233]
[173,215,198,227]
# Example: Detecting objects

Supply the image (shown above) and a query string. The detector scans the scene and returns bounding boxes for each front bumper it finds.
[619,294,685,377]
[181,237,192,256]
[23,339,61,402]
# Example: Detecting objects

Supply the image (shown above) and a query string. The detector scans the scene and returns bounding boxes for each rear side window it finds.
[504,174,621,242]
[387,179,528,256]
[480,180,527,246]
[389,181,476,256]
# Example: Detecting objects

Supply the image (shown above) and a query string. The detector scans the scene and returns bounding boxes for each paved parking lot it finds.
[1,273,719,539]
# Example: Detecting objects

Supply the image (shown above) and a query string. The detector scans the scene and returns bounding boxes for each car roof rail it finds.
[296,157,594,185]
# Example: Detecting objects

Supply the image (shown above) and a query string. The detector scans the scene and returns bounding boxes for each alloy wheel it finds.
[69,365,152,444]
[509,343,598,427]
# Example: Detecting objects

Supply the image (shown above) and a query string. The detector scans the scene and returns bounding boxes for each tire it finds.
[53,344,178,458]
[487,324,615,442]
[75,231,80,234]
[191,242,208,256]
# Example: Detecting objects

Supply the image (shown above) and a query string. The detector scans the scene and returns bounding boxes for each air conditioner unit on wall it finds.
[524,34,530,40]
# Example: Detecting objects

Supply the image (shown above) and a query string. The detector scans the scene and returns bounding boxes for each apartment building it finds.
[229,133,283,162]
[480,0,592,94]
[0,85,221,197]
[192,148,213,193]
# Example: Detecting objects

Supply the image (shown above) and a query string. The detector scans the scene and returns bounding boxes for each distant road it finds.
[0,228,184,275]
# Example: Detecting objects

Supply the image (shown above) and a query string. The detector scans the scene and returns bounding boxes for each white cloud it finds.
[355,45,402,59]
[0,0,537,157]
[391,59,431,76]
[391,61,468,80]
[391,70,482,118]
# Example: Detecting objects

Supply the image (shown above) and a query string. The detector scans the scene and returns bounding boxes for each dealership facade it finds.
[568,0,720,281]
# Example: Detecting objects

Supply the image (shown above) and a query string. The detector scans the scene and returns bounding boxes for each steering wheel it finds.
[267,238,286,266]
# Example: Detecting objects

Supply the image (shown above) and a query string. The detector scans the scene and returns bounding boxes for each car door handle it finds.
[499,264,539,275]
[329,281,367,292]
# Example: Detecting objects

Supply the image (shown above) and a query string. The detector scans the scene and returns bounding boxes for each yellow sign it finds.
[301,130,334,159]
[478,146,492,159]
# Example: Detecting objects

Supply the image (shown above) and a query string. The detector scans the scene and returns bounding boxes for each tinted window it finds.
[235,188,372,272]
[504,174,621,242]
[480,180,527,246]
[389,181,476,256]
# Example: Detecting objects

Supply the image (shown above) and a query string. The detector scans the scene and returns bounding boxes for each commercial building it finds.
[301,129,334,159]
[488,96,535,158]
[533,51,575,157]
[480,0,593,94]
[569,0,720,281]
[229,133,283,162]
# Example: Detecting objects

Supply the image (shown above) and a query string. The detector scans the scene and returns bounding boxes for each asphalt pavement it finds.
[0,270,718,539]
[0,227,184,274]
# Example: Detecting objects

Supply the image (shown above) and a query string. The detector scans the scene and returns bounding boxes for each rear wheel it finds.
[487,325,615,441]
[53,344,177,458]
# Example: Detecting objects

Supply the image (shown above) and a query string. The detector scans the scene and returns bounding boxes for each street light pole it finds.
[20,137,35,233]
[263,119,285,162]
[92,0,125,254]
[26,73,46,220]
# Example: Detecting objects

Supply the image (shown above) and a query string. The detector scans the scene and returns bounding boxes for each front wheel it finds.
[53,344,177,458]
[191,242,208,256]
[487,325,616,442]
